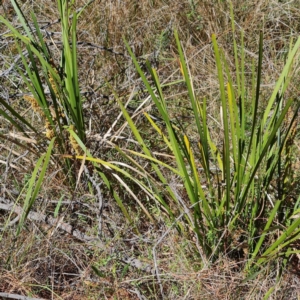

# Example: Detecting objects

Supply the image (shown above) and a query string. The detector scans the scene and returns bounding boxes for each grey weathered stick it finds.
[0,292,44,300]
[0,198,155,274]
[0,199,103,246]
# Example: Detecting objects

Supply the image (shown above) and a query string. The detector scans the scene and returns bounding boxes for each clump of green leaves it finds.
[123,3,300,271]
[0,0,148,231]
[0,0,86,179]
[0,0,91,236]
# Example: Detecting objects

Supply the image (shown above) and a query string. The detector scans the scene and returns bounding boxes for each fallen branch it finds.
[0,197,156,274]
[0,292,44,300]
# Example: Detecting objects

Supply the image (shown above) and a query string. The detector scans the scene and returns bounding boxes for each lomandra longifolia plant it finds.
[122,7,300,269]
[0,0,91,236]
[0,0,176,226]
[0,0,86,179]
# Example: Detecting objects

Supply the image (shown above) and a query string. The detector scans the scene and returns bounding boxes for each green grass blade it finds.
[10,0,34,41]
[31,11,49,58]
[212,34,231,218]
[262,36,300,128]
[0,98,37,134]
[54,195,65,218]
[117,97,178,215]
[16,137,56,236]
[230,2,240,95]
[174,31,209,171]
[245,32,263,173]
[241,98,294,207]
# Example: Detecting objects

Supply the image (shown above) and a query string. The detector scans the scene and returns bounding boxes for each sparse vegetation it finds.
[1,0,300,299]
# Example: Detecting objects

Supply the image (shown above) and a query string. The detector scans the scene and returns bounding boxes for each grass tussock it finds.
[1,0,300,299]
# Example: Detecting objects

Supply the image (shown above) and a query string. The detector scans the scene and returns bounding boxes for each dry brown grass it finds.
[1,0,300,299]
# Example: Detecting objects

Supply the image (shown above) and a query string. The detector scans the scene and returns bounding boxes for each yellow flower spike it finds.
[68,125,82,155]
[23,95,44,117]
[44,121,55,140]
[48,71,58,96]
